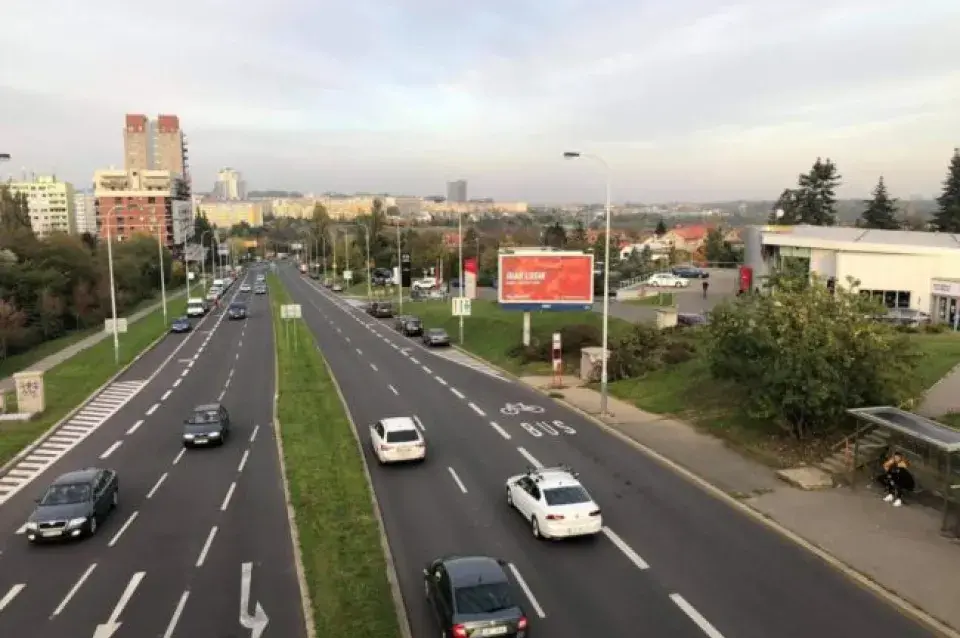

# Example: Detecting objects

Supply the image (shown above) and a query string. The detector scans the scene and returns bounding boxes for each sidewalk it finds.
[917,363,960,418]
[523,375,960,633]
[0,289,186,394]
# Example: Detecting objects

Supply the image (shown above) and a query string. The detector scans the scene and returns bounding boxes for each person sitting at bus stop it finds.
[877,451,914,507]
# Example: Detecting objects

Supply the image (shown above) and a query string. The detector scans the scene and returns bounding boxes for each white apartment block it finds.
[73,192,97,235]
[6,175,76,236]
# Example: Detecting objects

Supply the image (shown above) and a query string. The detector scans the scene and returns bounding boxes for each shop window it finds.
[860,289,910,309]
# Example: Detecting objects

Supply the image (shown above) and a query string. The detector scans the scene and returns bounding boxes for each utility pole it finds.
[396,221,403,313]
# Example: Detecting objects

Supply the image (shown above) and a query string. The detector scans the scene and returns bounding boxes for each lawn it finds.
[340,282,409,299]
[268,273,401,638]
[0,297,187,467]
[910,330,960,390]
[625,292,676,306]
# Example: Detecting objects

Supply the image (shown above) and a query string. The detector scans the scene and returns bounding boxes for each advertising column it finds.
[464,257,478,299]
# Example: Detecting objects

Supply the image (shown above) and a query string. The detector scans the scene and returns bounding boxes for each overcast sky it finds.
[1,0,958,203]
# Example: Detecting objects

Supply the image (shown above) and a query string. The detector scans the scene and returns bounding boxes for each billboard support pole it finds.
[458,212,465,345]
[522,312,531,346]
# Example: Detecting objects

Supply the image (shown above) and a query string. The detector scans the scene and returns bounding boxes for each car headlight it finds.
[25,521,37,530]
[209,431,221,438]
[67,517,87,528]
[184,433,195,439]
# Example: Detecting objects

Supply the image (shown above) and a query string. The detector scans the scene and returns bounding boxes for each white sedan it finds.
[239,283,251,293]
[370,417,426,464]
[645,273,690,288]
[506,466,602,539]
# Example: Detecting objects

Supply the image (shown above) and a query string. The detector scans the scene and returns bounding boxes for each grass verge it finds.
[0,297,187,466]
[624,292,676,306]
[268,273,401,638]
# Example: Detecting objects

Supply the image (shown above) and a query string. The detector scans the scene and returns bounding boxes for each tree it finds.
[797,158,842,225]
[0,298,26,360]
[543,222,567,248]
[385,205,401,217]
[0,186,35,252]
[568,220,588,249]
[705,272,921,440]
[769,188,801,224]
[38,289,65,339]
[932,148,960,233]
[71,280,97,328]
[860,176,900,229]
[655,219,667,236]
[703,228,740,264]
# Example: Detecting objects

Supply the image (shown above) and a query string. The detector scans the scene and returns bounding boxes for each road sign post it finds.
[280,303,302,352]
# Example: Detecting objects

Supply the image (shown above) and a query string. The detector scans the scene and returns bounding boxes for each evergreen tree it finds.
[655,218,667,236]
[796,157,842,225]
[932,148,960,233]
[769,188,801,224]
[860,176,900,229]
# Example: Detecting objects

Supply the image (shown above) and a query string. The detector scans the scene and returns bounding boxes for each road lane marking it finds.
[108,511,139,547]
[225,378,231,389]
[422,365,432,374]
[106,571,145,624]
[146,403,159,416]
[468,402,486,417]
[409,357,420,364]
[173,449,186,465]
[218,390,226,401]
[238,450,250,473]
[0,584,25,612]
[235,353,239,360]
[517,447,543,468]
[196,526,218,567]
[388,384,399,395]
[99,441,123,459]
[220,482,237,511]
[370,363,378,371]
[413,415,426,431]
[602,527,650,570]
[52,564,97,616]
[162,590,190,638]
[447,467,467,493]
[228,368,234,378]
[250,425,260,442]
[450,388,465,399]
[146,473,168,499]
[356,348,362,355]
[489,422,512,440]
[670,594,726,638]
[345,337,351,343]
[15,524,26,534]
[161,389,172,401]
[507,563,546,618]
[181,368,190,377]
[172,378,182,388]
[435,376,447,385]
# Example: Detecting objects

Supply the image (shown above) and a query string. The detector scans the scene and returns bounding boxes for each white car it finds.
[411,278,438,291]
[645,273,689,288]
[506,466,602,540]
[370,417,426,464]
[239,283,251,293]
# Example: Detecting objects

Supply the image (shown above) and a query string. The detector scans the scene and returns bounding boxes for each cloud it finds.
[1,0,959,201]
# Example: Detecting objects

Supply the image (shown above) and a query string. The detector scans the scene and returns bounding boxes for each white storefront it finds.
[743,225,960,321]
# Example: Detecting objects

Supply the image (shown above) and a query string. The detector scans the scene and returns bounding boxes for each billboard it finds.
[464,257,478,299]
[498,249,594,310]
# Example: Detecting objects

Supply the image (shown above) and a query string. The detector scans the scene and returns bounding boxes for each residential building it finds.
[5,175,76,236]
[73,192,96,235]
[122,113,190,191]
[212,168,246,200]
[197,199,264,228]
[446,180,467,203]
[93,168,193,247]
[662,225,711,252]
[421,200,528,216]
[393,196,421,216]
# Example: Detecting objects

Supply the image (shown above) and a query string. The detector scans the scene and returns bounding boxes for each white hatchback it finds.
[506,466,602,540]
[645,273,689,288]
[370,417,426,464]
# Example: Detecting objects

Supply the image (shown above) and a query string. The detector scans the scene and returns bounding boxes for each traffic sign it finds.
[452,297,472,317]
[280,304,302,319]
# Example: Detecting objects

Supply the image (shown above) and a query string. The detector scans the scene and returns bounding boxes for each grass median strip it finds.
[0,298,186,466]
[268,273,401,638]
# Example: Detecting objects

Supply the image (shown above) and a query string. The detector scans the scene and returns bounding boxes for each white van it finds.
[186,298,207,317]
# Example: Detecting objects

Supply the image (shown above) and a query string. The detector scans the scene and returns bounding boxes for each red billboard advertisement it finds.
[498,250,595,308]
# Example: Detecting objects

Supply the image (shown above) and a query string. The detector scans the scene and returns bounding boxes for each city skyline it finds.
[1,0,958,202]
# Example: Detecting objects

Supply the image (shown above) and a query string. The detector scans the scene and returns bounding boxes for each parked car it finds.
[876,308,931,327]
[423,328,450,347]
[672,266,709,279]
[396,316,423,336]
[645,273,690,288]
[677,312,709,327]
[332,283,344,292]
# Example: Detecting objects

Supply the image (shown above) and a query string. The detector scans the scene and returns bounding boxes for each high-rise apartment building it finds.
[73,192,97,235]
[446,180,467,203]
[93,168,193,248]
[123,114,191,192]
[6,175,76,236]
[212,168,246,200]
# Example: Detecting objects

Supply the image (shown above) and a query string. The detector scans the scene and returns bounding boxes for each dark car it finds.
[24,467,119,542]
[672,266,709,279]
[183,403,232,447]
[424,555,529,638]
[398,316,423,336]
[677,312,709,327]
[423,328,450,347]
[170,316,192,333]
[227,302,247,320]
[373,302,394,318]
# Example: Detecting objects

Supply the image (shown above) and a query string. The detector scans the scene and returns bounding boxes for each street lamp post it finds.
[199,230,213,287]
[150,215,168,323]
[395,220,403,313]
[321,235,328,280]
[458,211,465,344]
[104,205,123,365]
[354,223,372,301]
[564,151,612,415]
[332,229,338,283]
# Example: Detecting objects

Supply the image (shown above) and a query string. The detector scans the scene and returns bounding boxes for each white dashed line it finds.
[181,369,190,377]
[447,467,468,493]
[107,511,139,547]
[370,363,378,372]
[517,447,543,468]
[187,360,194,369]
[53,563,97,616]
[237,450,250,473]
[413,416,426,431]
[218,391,226,401]
[508,563,546,618]
[249,425,260,442]
[126,420,144,435]
[195,526,218,567]
[345,337,351,343]
[0,584,25,612]
[224,379,231,389]
[409,357,420,364]
[468,402,485,417]
[670,594,726,638]
[602,527,650,570]
[422,366,432,374]
[173,378,182,388]
[99,441,122,459]
[435,376,447,386]
[356,348,363,355]
[220,482,237,511]
[146,473,168,499]
[161,389,172,401]
[172,449,186,465]
[162,590,190,638]
[489,421,512,440]
[235,353,239,360]
[388,385,399,395]
[450,388,465,399]
[146,403,159,416]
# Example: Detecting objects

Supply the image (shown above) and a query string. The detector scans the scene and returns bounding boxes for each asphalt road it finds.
[281,265,936,638]
[0,268,306,638]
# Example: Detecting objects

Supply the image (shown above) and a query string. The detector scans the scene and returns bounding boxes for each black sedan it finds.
[170,316,192,333]
[672,266,709,279]
[227,302,248,320]
[24,468,119,542]
[423,328,450,347]
[424,555,529,637]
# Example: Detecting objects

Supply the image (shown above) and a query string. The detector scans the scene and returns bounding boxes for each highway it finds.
[279,264,936,638]
[0,267,306,638]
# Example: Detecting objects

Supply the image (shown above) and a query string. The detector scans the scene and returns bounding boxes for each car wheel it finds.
[88,516,98,536]
[506,488,513,507]
[111,490,119,509]
[675,282,683,287]
[531,516,541,539]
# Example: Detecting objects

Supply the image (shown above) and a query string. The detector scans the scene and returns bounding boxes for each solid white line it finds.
[602,527,650,570]
[412,415,426,431]
[146,472,168,499]
[468,402,485,417]
[237,450,250,473]
[356,348,362,355]
[0,584,25,612]
[224,378,231,389]
[450,388,465,399]
[670,594,726,638]
[228,368,234,378]
[99,441,123,459]
[161,389,172,401]
[409,357,420,364]
[220,482,237,511]
[107,511,139,547]
[489,421,512,440]
[249,425,260,442]
[107,571,145,623]
[435,376,447,385]
[508,563,546,618]
[422,366,432,374]
[517,447,543,468]
[172,378,182,388]
[52,563,97,616]
[447,467,467,493]
[218,391,226,401]
[173,449,186,465]
[146,403,159,416]
[370,363,378,372]
[162,590,190,638]
[388,384,399,395]
[195,526,218,567]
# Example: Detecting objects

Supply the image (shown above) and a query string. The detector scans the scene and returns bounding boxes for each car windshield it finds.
[429,329,446,336]
[40,482,91,506]
[175,317,188,322]
[188,410,221,424]
[543,485,592,506]
[385,429,419,443]
[455,582,515,614]
[230,303,246,310]
[407,319,421,326]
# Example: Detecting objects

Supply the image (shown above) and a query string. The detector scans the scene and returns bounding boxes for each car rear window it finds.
[385,429,419,443]
[189,410,220,424]
[455,582,515,614]
[543,486,591,506]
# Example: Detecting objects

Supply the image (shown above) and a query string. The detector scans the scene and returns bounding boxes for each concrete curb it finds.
[451,346,960,638]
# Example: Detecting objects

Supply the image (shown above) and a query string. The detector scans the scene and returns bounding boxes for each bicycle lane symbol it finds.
[499,403,577,437]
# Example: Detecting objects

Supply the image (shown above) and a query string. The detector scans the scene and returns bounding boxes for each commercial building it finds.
[446,180,467,203]
[743,225,960,323]
[5,175,76,236]
[123,114,191,191]
[73,192,96,235]
[212,168,246,200]
[197,199,264,228]
[93,168,193,248]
